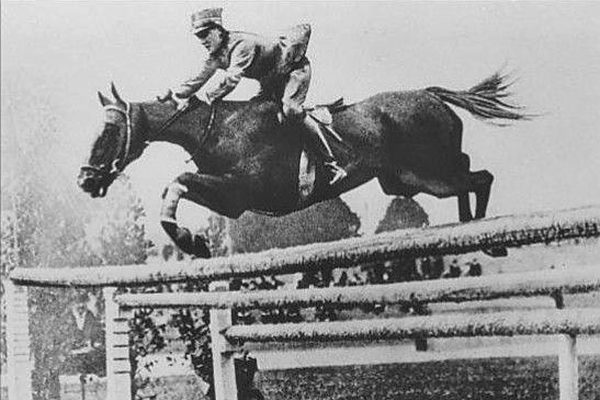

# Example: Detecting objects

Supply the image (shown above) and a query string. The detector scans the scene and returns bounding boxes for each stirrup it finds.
[325,161,347,185]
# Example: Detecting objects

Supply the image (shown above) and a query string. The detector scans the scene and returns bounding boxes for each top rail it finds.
[9,205,600,287]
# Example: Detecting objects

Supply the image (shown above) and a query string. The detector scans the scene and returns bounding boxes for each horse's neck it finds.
[140,101,207,152]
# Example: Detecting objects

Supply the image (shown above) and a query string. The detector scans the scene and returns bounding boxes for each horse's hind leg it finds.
[469,169,507,256]
[471,170,494,220]
[457,193,473,222]
[455,154,472,221]
[456,154,493,222]
[457,154,473,222]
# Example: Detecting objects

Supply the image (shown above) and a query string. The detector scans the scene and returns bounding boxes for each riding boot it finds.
[300,115,347,185]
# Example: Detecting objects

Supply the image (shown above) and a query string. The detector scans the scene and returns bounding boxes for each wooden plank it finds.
[10,205,600,287]
[225,308,600,343]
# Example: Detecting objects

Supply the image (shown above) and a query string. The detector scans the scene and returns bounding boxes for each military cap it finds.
[191,7,223,34]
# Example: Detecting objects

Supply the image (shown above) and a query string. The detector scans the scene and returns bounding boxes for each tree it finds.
[230,198,361,253]
[375,197,429,233]
[1,76,152,399]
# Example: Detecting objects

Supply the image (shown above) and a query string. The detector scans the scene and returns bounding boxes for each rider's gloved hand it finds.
[157,89,190,111]
[156,88,173,103]
[174,94,190,111]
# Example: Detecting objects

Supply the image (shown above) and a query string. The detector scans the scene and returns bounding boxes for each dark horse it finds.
[78,72,527,257]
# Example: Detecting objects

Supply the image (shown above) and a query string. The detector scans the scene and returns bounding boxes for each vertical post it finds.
[558,334,578,400]
[103,287,133,400]
[5,280,33,400]
[210,281,238,400]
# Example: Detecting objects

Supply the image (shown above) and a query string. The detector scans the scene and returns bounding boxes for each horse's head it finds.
[78,83,147,198]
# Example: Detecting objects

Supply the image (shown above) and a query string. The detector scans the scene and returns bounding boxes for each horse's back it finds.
[337,89,465,178]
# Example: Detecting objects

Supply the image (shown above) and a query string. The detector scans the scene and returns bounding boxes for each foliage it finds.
[129,305,167,396]
[1,80,151,399]
[255,356,600,400]
[170,303,213,394]
[230,198,361,254]
[374,197,429,233]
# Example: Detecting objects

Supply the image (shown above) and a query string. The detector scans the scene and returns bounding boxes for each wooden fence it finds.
[6,205,600,400]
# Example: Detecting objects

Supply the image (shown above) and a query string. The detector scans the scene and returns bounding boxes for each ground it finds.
[53,355,600,400]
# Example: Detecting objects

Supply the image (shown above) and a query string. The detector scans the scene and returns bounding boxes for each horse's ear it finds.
[110,82,126,105]
[98,91,111,107]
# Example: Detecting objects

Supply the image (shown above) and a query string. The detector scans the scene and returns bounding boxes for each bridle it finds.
[105,103,133,173]
[82,96,216,181]
[81,102,133,181]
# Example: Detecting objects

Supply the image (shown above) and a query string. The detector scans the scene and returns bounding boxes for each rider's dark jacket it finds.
[173,25,311,105]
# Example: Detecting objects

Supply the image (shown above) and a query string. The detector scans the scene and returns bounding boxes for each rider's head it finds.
[191,8,228,54]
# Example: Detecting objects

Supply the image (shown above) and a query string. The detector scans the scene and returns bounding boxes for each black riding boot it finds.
[301,115,347,185]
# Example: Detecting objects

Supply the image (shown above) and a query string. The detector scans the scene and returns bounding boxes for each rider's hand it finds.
[173,93,190,111]
[156,88,173,103]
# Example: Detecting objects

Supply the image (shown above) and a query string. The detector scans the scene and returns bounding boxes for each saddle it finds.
[298,98,347,202]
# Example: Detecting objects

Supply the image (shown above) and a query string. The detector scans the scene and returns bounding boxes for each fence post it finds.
[5,280,33,400]
[104,287,133,400]
[558,334,578,400]
[210,281,238,400]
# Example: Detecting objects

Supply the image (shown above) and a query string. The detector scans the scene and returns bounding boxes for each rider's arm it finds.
[204,42,256,103]
[173,59,219,99]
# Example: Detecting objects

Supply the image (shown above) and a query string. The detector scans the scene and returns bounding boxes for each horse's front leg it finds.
[160,172,248,257]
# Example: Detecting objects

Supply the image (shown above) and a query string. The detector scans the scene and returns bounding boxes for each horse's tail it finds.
[426,72,530,125]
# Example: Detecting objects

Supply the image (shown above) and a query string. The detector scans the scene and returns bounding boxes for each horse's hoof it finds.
[191,234,211,259]
[483,246,508,257]
[161,221,211,258]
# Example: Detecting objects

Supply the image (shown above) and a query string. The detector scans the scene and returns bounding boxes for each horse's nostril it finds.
[78,176,95,191]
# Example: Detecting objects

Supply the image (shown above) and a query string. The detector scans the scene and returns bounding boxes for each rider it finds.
[160,7,347,185]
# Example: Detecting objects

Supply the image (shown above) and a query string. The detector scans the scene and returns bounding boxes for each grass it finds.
[53,355,600,399]
[255,355,600,400]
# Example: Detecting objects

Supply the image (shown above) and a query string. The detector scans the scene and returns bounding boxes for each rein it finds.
[147,97,216,164]
[83,98,217,178]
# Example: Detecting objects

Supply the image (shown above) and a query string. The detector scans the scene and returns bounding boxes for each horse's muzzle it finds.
[78,167,109,198]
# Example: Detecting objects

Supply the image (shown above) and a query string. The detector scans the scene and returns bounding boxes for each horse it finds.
[78,72,528,258]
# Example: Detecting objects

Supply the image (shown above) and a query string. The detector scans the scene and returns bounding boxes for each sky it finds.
[2,1,599,240]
